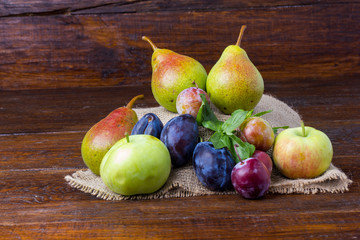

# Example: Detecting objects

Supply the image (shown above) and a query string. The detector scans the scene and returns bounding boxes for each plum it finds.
[237,117,274,151]
[176,86,210,118]
[193,142,235,191]
[231,158,271,199]
[252,150,273,174]
[160,114,199,167]
[131,113,163,139]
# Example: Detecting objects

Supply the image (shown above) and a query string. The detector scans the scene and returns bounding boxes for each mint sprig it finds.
[197,94,288,163]
[196,94,223,132]
[197,94,255,163]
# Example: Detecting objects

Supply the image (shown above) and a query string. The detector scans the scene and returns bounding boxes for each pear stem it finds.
[126,94,144,109]
[142,36,158,51]
[301,121,306,137]
[125,133,130,143]
[236,25,247,47]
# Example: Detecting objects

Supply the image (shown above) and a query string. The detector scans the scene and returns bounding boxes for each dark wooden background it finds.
[0,0,359,239]
[0,0,359,90]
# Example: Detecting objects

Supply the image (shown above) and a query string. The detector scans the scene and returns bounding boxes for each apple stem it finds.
[236,25,247,47]
[301,121,306,137]
[142,36,158,51]
[192,80,199,88]
[125,133,130,143]
[126,94,144,109]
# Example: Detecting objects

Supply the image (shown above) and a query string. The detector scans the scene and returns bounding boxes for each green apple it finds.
[100,134,171,195]
[272,121,333,179]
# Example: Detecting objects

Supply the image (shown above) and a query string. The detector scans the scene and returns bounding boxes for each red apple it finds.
[272,121,333,179]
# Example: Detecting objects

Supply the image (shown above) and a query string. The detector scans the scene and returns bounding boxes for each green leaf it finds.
[209,132,227,149]
[252,110,272,117]
[221,109,249,134]
[245,109,254,119]
[272,126,289,134]
[196,94,223,131]
[230,135,255,163]
[195,95,206,125]
[209,133,240,162]
[209,133,255,164]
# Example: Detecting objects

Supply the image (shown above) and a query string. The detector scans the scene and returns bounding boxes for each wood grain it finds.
[0,83,359,238]
[0,1,359,238]
[1,0,356,16]
[0,2,358,89]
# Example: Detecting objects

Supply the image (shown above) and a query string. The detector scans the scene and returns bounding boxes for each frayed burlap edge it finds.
[65,94,353,200]
[269,164,352,194]
[64,165,236,201]
[65,163,352,200]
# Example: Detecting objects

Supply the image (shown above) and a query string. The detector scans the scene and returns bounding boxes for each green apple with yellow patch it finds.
[100,134,171,196]
[272,121,333,179]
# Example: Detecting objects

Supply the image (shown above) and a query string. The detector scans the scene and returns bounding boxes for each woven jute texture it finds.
[65,95,352,200]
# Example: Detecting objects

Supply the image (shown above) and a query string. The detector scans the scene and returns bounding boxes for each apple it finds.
[272,121,333,179]
[100,134,171,195]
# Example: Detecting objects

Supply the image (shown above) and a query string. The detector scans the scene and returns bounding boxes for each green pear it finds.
[81,95,143,175]
[142,36,207,112]
[206,25,264,114]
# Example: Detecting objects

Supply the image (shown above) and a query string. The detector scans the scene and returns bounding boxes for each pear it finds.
[206,25,264,114]
[81,94,143,175]
[142,36,207,112]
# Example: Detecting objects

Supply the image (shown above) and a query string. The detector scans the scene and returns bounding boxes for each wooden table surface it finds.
[0,81,359,239]
[0,0,359,239]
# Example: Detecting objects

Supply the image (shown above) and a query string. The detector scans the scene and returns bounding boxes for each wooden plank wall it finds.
[0,1,359,90]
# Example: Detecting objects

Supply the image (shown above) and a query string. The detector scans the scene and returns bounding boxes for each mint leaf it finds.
[221,109,249,134]
[196,94,222,131]
[209,132,227,149]
[210,133,240,161]
[230,135,255,163]
[197,95,267,164]
[273,126,289,134]
[252,110,272,117]
[195,95,207,125]
[210,132,255,164]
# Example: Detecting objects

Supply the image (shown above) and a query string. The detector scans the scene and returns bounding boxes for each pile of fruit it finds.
[81,26,334,199]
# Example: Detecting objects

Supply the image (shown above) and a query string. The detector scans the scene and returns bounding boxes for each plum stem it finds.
[142,36,158,51]
[125,133,130,143]
[234,143,243,163]
[301,121,306,137]
[236,25,247,47]
[126,94,144,109]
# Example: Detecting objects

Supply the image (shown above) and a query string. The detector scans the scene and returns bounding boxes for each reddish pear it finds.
[81,95,144,175]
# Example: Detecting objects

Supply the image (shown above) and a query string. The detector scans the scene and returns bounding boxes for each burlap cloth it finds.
[65,94,352,200]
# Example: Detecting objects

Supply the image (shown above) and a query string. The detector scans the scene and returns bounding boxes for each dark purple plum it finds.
[160,114,199,167]
[193,142,235,191]
[231,158,271,199]
[131,113,163,139]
